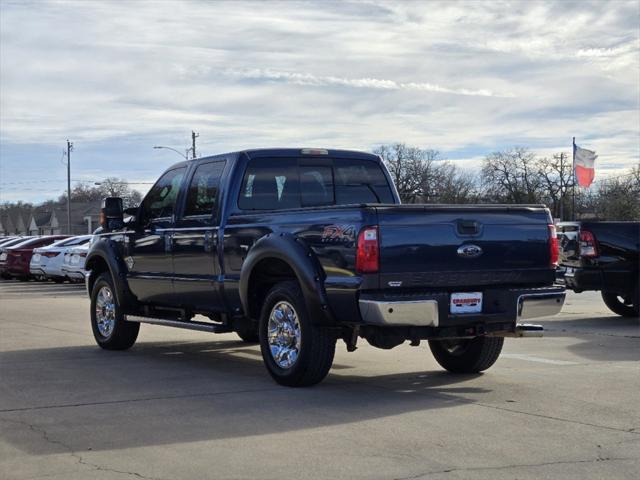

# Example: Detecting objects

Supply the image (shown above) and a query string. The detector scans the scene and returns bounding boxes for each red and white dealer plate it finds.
[450,292,483,314]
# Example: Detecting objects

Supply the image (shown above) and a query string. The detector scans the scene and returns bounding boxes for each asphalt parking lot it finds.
[0,280,638,480]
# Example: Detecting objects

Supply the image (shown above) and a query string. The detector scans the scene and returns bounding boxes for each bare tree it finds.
[590,166,640,220]
[481,147,542,204]
[97,178,143,207]
[428,162,479,204]
[537,153,574,220]
[374,143,479,204]
[58,178,142,208]
[374,143,442,203]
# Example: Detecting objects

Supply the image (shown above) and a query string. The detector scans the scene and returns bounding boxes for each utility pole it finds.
[572,137,576,220]
[559,152,564,221]
[191,130,199,159]
[66,140,73,234]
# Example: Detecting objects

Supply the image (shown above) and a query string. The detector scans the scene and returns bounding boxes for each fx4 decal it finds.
[321,224,356,243]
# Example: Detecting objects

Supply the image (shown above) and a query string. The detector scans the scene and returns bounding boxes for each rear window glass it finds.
[300,165,334,206]
[239,158,300,210]
[333,159,394,204]
[237,157,393,210]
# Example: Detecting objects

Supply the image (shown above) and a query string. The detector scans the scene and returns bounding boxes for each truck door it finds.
[172,160,226,311]
[127,166,187,304]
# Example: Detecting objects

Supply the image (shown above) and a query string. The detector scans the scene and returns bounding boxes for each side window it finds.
[184,161,225,218]
[300,165,334,206]
[239,158,300,210]
[141,167,186,222]
[333,159,394,204]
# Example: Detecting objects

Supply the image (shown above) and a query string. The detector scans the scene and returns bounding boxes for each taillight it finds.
[356,226,379,273]
[548,224,559,268]
[78,252,87,257]
[43,252,60,258]
[579,230,598,257]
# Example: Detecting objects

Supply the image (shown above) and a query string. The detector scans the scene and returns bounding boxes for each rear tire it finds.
[259,281,336,387]
[90,272,139,350]
[601,291,639,318]
[429,336,504,373]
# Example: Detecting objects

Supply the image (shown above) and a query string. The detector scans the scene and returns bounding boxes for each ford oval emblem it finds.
[457,244,483,258]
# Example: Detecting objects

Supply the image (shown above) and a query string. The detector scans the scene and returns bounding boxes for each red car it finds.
[1,236,69,280]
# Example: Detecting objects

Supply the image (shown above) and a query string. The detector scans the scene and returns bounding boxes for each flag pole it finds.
[572,136,576,220]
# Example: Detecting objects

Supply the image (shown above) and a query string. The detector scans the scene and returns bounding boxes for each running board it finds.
[126,315,233,333]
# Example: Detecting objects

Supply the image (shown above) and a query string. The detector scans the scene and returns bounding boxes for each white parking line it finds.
[501,353,579,365]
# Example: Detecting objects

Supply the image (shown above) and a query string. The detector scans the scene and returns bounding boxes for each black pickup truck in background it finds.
[86,148,565,387]
[557,221,639,317]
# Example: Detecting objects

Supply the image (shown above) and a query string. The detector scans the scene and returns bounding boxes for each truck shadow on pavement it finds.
[543,315,640,362]
[0,340,490,455]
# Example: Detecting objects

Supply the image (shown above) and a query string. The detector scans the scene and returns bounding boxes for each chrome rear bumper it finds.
[358,287,566,327]
[517,291,566,320]
[358,299,439,327]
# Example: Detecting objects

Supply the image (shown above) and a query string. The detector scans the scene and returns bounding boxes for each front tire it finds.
[90,272,139,350]
[601,291,639,318]
[429,336,504,373]
[259,281,336,387]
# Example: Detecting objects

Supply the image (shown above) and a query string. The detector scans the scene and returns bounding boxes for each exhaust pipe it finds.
[495,323,544,338]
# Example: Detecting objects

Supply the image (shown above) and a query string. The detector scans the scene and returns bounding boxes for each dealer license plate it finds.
[32,253,41,262]
[71,254,80,265]
[450,292,483,314]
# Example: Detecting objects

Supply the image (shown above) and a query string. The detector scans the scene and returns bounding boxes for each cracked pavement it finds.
[0,281,638,479]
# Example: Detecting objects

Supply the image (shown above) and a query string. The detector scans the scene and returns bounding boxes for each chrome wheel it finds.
[95,286,116,338]
[267,301,301,369]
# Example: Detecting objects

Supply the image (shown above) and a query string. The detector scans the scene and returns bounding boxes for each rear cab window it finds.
[238,157,393,211]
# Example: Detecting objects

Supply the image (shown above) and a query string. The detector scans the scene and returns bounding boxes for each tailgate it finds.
[376,206,554,289]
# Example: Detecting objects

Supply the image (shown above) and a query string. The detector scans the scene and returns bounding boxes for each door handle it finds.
[204,231,215,253]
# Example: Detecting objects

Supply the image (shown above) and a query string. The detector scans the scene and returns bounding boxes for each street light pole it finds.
[153,145,188,160]
[66,140,73,234]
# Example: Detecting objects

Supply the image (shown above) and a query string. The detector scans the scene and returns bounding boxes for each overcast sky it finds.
[1,0,638,203]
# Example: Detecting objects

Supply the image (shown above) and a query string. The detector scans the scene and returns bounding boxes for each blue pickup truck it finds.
[86,148,565,386]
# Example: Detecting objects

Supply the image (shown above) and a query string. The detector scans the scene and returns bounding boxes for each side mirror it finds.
[100,197,124,232]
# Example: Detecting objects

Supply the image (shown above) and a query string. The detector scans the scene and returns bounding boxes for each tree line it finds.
[0,178,142,223]
[2,150,639,222]
[374,143,640,221]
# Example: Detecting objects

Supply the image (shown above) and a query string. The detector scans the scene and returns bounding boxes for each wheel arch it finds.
[85,239,136,310]
[239,233,333,325]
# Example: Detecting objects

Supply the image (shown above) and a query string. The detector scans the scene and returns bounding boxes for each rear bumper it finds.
[62,267,87,281]
[6,264,29,277]
[29,267,47,278]
[517,291,565,320]
[358,286,565,327]
[358,299,440,326]
[560,266,603,292]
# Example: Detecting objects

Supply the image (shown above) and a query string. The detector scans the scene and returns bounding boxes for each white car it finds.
[61,243,90,282]
[31,235,92,282]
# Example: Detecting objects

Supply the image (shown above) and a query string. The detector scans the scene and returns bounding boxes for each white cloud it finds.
[223,68,509,97]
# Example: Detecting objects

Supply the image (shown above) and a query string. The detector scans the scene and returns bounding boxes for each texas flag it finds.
[574,144,597,187]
